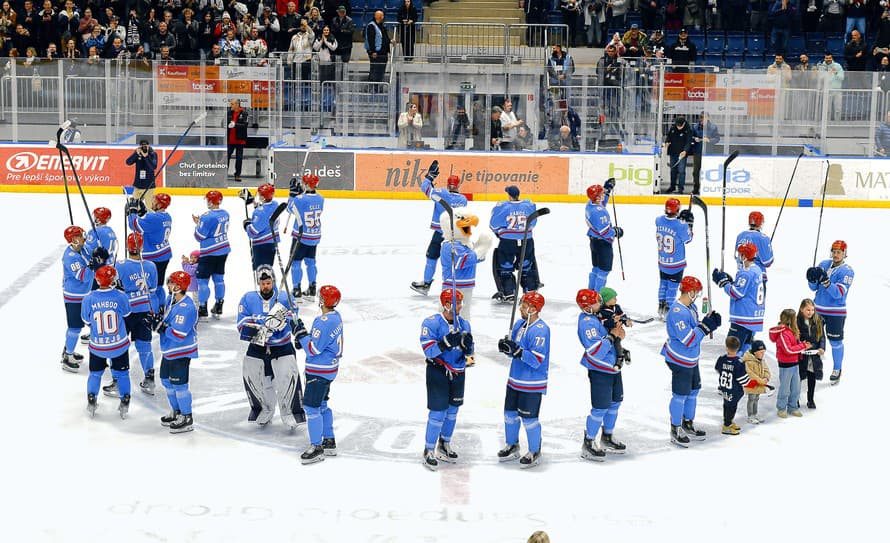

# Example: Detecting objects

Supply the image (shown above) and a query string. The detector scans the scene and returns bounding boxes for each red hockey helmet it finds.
[679,276,703,294]
[319,285,341,308]
[126,232,144,254]
[737,241,758,261]
[257,183,275,202]
[153,192,171,210]
[831,239,847,253]
[665,198,681,215]
[205,190,223,206]
[64,225,84,243]
[446,174,461,191]
[93,207,111,225]
[440,289,464,308]
[576,289,602,313]
[521,291,545,313]
[586,184,604,203]
[748,211,764,228]
[167,270,191,293]
[302,173,320,189]
[95,265,117,288]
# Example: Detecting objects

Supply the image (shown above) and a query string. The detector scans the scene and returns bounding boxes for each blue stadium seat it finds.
[726,35,745,55]
[744,54,765,69]
[706,34,725,54]
[787,35,806,57]
[826,36,845,56]
[747,35,765,55]
[368,0,386,10]
[702,53,723,68]
[724,54,744,69]
[808,39,826,54]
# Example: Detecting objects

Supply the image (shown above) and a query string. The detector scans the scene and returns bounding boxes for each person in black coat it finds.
[227,99,249,182]
[126,139,159,200]
[396,0,417,61]
[797,299,825,409]
[666,28,697,72]
[663,115,692,194]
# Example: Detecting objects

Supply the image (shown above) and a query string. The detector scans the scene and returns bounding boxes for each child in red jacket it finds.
[768,309,812,418]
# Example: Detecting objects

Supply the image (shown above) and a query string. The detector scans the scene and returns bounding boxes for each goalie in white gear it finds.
[236,265,306,428]
[439,208,492,321]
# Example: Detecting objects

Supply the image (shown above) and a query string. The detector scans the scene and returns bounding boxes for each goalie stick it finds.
[269,203,298,310]
[691,195,714,338]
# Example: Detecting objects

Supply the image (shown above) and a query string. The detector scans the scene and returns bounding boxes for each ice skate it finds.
[210,299,224,319]
[301,444,325,465]
[435,437,458,463]
[118,394,130,420]
[303,282,317,300]
[830,369,841,385]
[410,280,431,296]
[497,442,521,462]
[422,448,438,471]
[80,333,90,345]
[657,301,668,320]
[87,393,98,417]
[681,419,706,441]
[670,424,689,448]
[580,434,606,462]
[322,438,338,456]
[519,450,541,469]
[170,413,194,433]
[102,379,119,398]
[601,433,627,454]
[198,303,209,321]
[499,293,515,305]
[139,369,155,395]
[61,349,81,373]
[291,288,303,303]
[161,409,181,427]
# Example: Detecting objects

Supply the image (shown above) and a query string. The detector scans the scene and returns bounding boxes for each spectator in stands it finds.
[446,105,471,150]
[490,106,504,150]
[639,0,661,31]
[802,0,821,32]
[257,7,281,52]
[666,27,697,71]
[664,115,692,193]
[61,36,78,58]
[152,21,177,59]
[561,0,583,48]
[649,28,665,53]
[664,0,683,30]
[821,0,844,33]
[105,15,126,49]
[77,7,97,43]
[583,0,606,48]
[322,0,344,27]
[57,1,79,40]
[515,125,535,150]
[878,57,890,92]
[690,111,720,194]
[598,43,622,117]
[682,0,704,30]
[289,17,314,107]
[873,10,890,67]
[208,42,224,64]
[157,44,174,63]
[331,6,354,65]
[314,25,337,109]
[472,100,486,150]
[817,52,844,120]
[227,98,249,182]
[606,0,629,33]
[767,53,793,83]
[845,0,867,40]
[37,4,58,54]
[397,0,418,60]
[499,98,525,150]
[303,0,320,16]
[0,2,16,39]
[875,110,890,155]
[281,2,301,50]
[12,23,34,53]
[45,41,57,59]
[549,124,579,151]
[524,0,551,47]
[546,43,575,97]
[178,10,200,61]
[245,26,270,61]
[606,31,626,54]
[84,25,105,57]
[365,10,390,83]
[768,0,795,56]
[198,10,216,59]
[142,8,160,54]
[21,2,39,38]
[622,23,648,58]
[845,28,867,70]
[105,35,127,59]
[215,12,236,41]
[307,6,325,34]
[398,102,423,147]
[722,0,749,31]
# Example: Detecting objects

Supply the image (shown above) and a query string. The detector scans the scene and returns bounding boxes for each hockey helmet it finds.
[737,241,758,261]
[64,225,84,243]
[257,183,275,202]
[126,232,144,254]
[167,270,191,293]
[319,285,341,308]
[93,207,112,225]
[153,193,171,210]
[255,264,275,283]
[521,291,545,313]
[446,175,461,191]
[586,184,604,203]
[95,265,117,288]
[440,289,464,308]
[665,198,681,216]
[748,211,764,228]
[679,276,703,294]
[302,173,320,189]
[575,289,601,313]
[831,240,847,255]
[205,190,223,206]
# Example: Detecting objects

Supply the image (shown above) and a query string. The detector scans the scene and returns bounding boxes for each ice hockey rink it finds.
[3,191,887,542]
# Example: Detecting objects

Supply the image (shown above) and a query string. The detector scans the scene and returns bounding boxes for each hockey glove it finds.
[238,188,254,205]
[603,177,616,193]
[497,337,523,359]
[125,197,146,217]
[459,331,474,356]
[712,268,733,288]
[806,266,826,284]
[678,209,694,224]
[289,177,304,197]
[242,218,252,231]
[613,226,624,239]
[292,317,309,342]
[698,311,722,335]
[427,159,439,181]
[89,246,109,270]
[437,330,463,352]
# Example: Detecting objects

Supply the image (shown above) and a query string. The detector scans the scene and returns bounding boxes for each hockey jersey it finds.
[809,260,854,318]
[246,200,282,247]
[298,310,343,379]
[421,175,467,231]
[81,287,131,358]
[159,294,199,360]
[84,225,118,265]
[506,317,551,394]
[585,194,616,242]
[577,312,618,374]
[420,313,473,373]
[723,263,765,331]
[655,214,693,273]
[116,258,158,314]
[62,246,94,303]
[441,241,478,289]
[662,300,708,368]
[286,192,324,245]
[129,210,172,262]
[237,288,296,348]
[194,208,231,256]
[489,200,537,240]
[715,354,749,402]
[735,229,774,282]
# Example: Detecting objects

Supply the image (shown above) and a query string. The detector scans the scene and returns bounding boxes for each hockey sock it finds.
[829,339,844,371]
[603,401,621,434]
[88,370,104,396]
[658,279,668,302]
[135,340,154,373]
[723,403,734,426]
[423,258,437,284]
[524,417,542,453]
[440,405,459,441]
[670,393,686,426]
[683,389,699,421]
[291,261,304,289]
[65,328,81,353]
[504,410,521,445]
[586,408,606,440]
[305,258,317,283]
[664,279,680,302]
[198,278,211,304]
[588,269,599,290]
[111,369,131,397]
[305,405,323,446]
[321,400,334,439]
[596,269,610,291]
[211,274,225,301]
[173,383,192,415]
[162,378,179,411]
[425,409,446,450]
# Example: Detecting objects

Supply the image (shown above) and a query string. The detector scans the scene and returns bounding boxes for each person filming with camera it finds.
[126,138,159,200]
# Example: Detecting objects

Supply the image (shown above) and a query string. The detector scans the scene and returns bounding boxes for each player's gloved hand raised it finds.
[603,177,616,193]
[238,188,254,205]
[498,337,523,359]
[806,266,827,284]
[698,311,722,335]
[89,246,109,269]
[292,318,309,342]
[437,330,463,351]
[289,177,304,197]
[125,197,146,217]
[242,218,252,231]
[459,331,474,356]
[712,268,733,288]
[613,226,624,239]
[427,160,439,181]
[678,209,694,224]
[144,312,167,334]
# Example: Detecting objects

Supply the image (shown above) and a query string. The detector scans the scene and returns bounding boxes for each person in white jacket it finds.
[398,102,423,148]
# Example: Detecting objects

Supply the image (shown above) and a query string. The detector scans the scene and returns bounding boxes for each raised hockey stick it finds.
[720,150,740,271]
[269,203,297,310]
[770,150,805,243]
[813,159,831,266]
[284,147,314,233]
[509,207,550,333]
[56,124,100,244]
[241,189,256,270]
[609,186,625,281]
[431,192,460,332]
[691,195,713,338]
[55,123,74,225]
[137,112,208,203]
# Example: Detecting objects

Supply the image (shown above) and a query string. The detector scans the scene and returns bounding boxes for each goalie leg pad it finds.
[271,353,306,427]
[243,354,275,423]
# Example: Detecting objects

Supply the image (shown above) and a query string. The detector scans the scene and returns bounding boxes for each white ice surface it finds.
[2,193,887,542]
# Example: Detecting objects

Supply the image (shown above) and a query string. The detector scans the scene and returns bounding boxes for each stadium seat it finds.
[706,34,725,54]
[787,35,806,57]
[368,0,386,10]
[724,54,744,69]
[744,54,766,69]
[702,53,723,68]
[808,38,827,54]
[726,34,746,56]
[826,35,845,56]
[747,35,765,55]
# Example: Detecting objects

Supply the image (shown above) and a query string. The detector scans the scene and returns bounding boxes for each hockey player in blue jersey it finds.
[439,208,492,321]
[102,233,159,398]
[711,242,765,354]
[410,160,468,296]
[81,266,132,419]
[240,183,281,271]
[419,289,474,471]
[237,265,306,428]
[150,270,199,433]
[585,181,623,292]
[83,206,118,271]
[192,190,230,320]
[662,276,722,447]
[286,174,325,301]
[294,285,344,464]
[489,185,541,303]
[576,289,628,462]
[496,291,550,469]
[655,198,694,319]
[806,240,854,385]
[127,192,173,312]
[714,336,749,435]
[735,211,774,287]
[61,226,93,372]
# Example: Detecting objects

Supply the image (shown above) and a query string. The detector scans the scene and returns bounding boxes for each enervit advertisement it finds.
[0,145,136,186]
[272,149,355,191]
[353,152,569,195]
[569,154,657,196]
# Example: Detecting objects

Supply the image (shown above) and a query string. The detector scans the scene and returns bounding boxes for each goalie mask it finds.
[255,265,276,297]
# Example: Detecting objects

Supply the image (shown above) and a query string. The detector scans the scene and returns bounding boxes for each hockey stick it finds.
[625,316,656,324]
[770,150,805,243]
[242,190,256,270]
[813,159,831,266]
[284,147,314,234]
[509,207,550,333]
[720,150,740,271]
[431,193,460,332]
[608,184,625,281]
[55,123,74,224]
[56,126,100,244]
[137,112,208,203]
[269,203,297,311]
[691,195,713,338]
